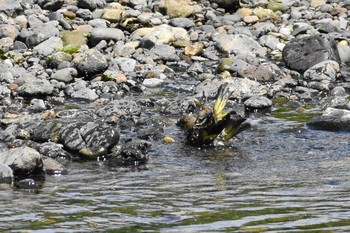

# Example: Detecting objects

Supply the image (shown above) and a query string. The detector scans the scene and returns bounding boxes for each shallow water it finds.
[0,117,350,232]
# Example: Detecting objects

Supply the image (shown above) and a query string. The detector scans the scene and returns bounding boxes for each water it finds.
[0,118,349,232]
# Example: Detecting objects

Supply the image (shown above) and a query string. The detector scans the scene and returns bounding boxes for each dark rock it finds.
[282,34,341,73]
[29,119,120,159]
[110,140,150,166]
[307,108,350,131]
[77,0,106,10]
[0,146,44,176]
[209,0,239,10]
[38,0,64,11]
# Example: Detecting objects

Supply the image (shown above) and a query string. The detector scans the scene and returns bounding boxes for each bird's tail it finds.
[213,83,232,121]
[222,114,251,141]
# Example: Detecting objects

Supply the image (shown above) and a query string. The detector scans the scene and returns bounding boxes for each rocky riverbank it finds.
[0,0,350,189]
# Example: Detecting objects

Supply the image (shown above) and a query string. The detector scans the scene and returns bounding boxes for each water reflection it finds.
[0,120,350,232]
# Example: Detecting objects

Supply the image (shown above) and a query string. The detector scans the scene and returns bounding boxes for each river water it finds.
[0,116,350,232]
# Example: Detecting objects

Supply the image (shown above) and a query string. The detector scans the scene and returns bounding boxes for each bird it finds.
[178,83,250,146]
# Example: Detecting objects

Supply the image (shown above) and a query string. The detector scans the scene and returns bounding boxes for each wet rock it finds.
[244,96,272,110]
[51,68,78,83]
[89,28,125,46]
[307,108,350,131]
[42,156,67,175]
[30,119,120,159]
[282,34,341,73]
[0,146,44,176]
[33,37,63,56]
[110,140,150,166]
[0,163,14,185]
[27,141,71,161]
[214,33,264,56]
[72,49,108,77]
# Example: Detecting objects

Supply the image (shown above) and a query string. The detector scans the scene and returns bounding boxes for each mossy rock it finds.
[47,51,73,68]
[266,3,288,12]
[61,30,88,47]
[217,58,234,72]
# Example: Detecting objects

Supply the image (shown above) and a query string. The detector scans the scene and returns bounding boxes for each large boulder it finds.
[29,119,120,159]
[307,108,350,131]
[0,147,44,175]
[282,34,341,74]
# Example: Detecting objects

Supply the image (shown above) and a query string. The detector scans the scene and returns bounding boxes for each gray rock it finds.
[0,146,44,175]
[282,34,341,73]
[71,88,99,101]
[16,74,54,96]
[195,78,267,100]
[147,44,179,61]
[214,33,264,56]
[28,99,47,112]
[169,18,195,28]
[307,108,350,131]
[129,0,148,7]
[51,68,77,83]
[244,96,272,109]
[89,28,125,45]
[113,57,136,73]
[142,78,164,87]
[76,9,93,20]
[337,45,350,64]
[72,49,108,76]
[0,163,13,185]
[42,156,67,175]
[77,0,106,10]
[47,52,73,68]
[304,60,340,82]
[0,0,22,16]
[25,21,60,48]
[33,37,63,56]
[238,64,274,82]
[96,99,142,118]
